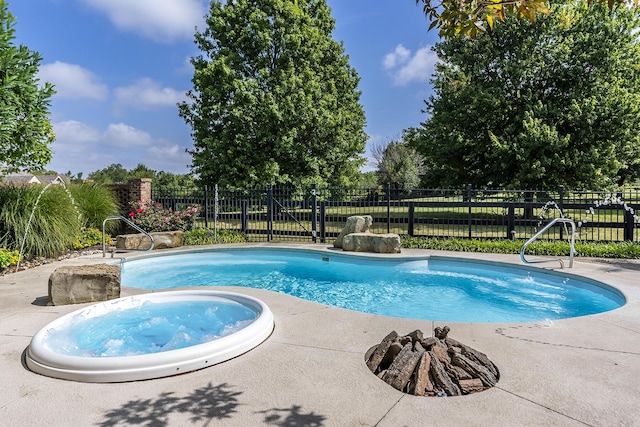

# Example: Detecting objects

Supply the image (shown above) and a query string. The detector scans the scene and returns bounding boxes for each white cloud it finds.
[53,120,101,144]
[38,62,108,100]
[383,45,411,69]
[383,45,438,86]
[48,120,191,174]
[103,123,154,148]
[146,143,191,171]
[49,121,116,173]
[81,0,206,43]
[114,78,188,109]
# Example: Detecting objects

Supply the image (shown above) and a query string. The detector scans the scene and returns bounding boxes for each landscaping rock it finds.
[48,264,120,305]
[334,215,373,248]
[429,351,461,396]
[115,231,183,250]
[459,378,485,394]
[381,342,424,391]
[341,233,401,253]
[409,351,433,396]
[366,330,398,371]
[365,327,499,397]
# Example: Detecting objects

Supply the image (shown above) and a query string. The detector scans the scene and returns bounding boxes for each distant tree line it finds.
[68,163,195,188]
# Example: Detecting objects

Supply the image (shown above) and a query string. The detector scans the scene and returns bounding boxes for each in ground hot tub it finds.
[26,290,274,382]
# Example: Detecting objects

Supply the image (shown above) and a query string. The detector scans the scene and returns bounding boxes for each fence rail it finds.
[151,185,640,244]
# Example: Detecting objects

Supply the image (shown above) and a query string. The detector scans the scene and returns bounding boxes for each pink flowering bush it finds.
[128,200,201,232]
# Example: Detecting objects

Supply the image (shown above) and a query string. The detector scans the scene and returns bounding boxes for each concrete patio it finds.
[1,244,639,426]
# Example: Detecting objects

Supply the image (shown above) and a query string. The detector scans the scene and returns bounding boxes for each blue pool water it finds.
[120,249,625,322]
[45,300,257,356]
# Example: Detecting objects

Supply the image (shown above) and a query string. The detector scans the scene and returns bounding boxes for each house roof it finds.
[2,173,41,184]
[1,173,69,185]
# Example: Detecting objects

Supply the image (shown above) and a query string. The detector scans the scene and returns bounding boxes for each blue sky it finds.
[10,0,440,176]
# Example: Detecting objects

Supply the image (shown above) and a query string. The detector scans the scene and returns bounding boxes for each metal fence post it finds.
[214,185,219,243]
[267,185,273,242]
[624,209,634,241]
[408,202,415,236]
[467,184,473,239]
[507,205,515,239]
[558,185,565,240]
[320,201,326,243]
[203,185,209,229]
[387,183,391,234]
[241,200,249,233]
[311,184,317,243]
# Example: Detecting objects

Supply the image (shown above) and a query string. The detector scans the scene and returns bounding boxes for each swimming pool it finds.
[121,248,625,322]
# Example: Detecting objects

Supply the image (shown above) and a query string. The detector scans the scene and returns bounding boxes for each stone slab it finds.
[334,215,373,248]
[48,263,120,305]
[342,233,401,253]
[115,231,183,250]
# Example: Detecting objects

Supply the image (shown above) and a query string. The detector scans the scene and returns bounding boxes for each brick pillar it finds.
[127,178,152,203]
[106,183,129,212]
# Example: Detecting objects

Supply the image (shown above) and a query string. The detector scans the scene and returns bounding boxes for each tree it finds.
[87,164,129,184]
[375,140,426,192]
[408,0,640,190]
[179,0,367,189]
[154,171,195,188]
[86,163,195,187]
[357,171,378,188]
[0,1,55,174]
[416,0,637,38]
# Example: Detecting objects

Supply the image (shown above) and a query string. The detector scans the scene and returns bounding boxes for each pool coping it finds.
[1,243,639,426]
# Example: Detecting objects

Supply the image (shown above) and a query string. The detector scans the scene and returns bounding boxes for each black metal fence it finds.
[151,185,640,244]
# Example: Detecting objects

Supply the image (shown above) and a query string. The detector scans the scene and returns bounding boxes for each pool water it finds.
[44,300,257,357]
[27,290,275,382]
[121,249,625,322]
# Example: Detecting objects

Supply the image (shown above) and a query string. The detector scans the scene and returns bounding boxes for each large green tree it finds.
[408,0,640,190]
[416,0,636,38]
[0,1,55,174]
[179,0,367,188]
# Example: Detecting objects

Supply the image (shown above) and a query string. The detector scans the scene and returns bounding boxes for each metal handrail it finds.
[102,215,155,257]
[520,217,576,269]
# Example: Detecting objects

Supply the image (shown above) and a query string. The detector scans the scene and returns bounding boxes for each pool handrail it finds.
[102,215,155,257]
[520,217,576,269]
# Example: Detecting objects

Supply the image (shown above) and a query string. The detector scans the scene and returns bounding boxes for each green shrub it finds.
[0,184,82,258]
[183,228,247,245]
[128,200,201,232]
[0,248,21,269]
[73,228,112,249]
[70,183,120,234]
[400,236,640,259]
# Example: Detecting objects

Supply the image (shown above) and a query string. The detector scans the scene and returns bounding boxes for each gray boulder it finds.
[341,233,401,253]
[115,231,183,250]
[334,215,373,248]
[48,264,120,306]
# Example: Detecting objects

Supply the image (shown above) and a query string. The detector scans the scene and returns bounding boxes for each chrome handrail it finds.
[520,217,576,269]
[102,215,155,257]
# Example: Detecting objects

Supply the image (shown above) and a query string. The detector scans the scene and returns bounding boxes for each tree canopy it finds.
[87,163,194,187]
[0,1,55,174]
[179,0,367,188]
[374,140,426,192]
[407,0,640,190]
[416,0,638,38]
